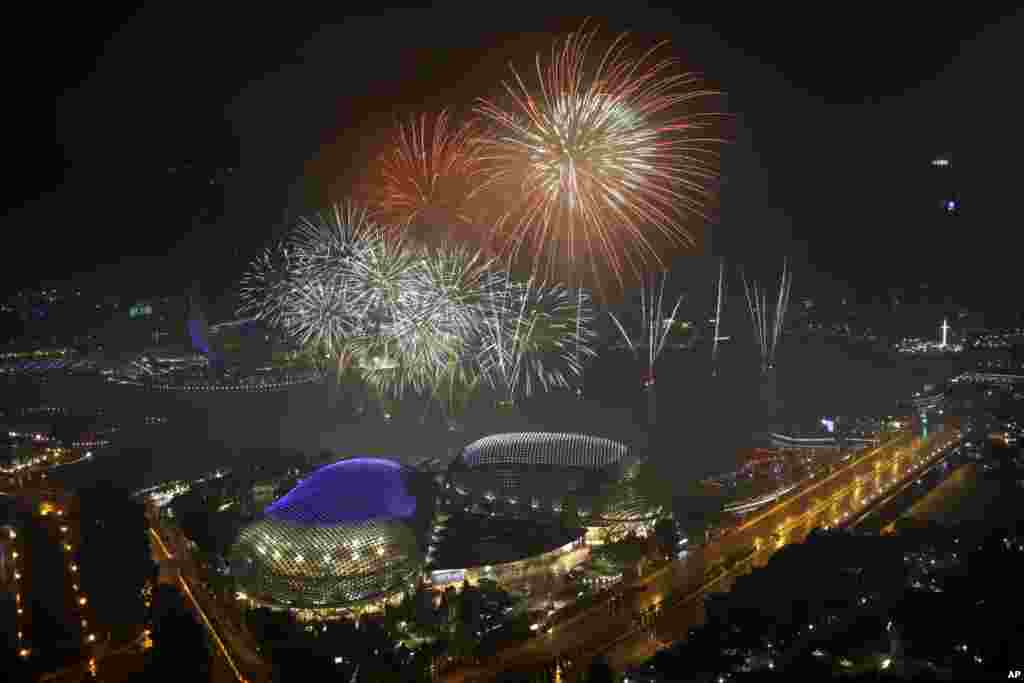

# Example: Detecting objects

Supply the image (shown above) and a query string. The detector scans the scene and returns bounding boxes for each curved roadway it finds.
[443,427,959,681]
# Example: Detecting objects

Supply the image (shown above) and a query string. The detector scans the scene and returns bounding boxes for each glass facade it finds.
[461,432,628,469]
[231,458,423,609]
[450,433,634,516]
[232,516,421,607]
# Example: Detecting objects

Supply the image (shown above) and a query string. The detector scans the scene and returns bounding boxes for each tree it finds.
[440,585,458,627]
[654,518,680,559]
[632,460,676,512]
[560,495,579,530]
[459,582,482,633]
[585,654,615,683]
[594,535,648,573]
[449,621,477,661]
[12,441,35,468]
[674,480,729,543]
[146,585,211,681]
[23,520,79,669]
[77,482,154,642]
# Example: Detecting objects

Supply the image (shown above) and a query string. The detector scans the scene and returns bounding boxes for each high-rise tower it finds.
[931,155,958,215]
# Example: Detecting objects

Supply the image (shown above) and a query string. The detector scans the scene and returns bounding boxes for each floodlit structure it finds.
[447,432,655,538]
[893,318,963,356]
[458,432,629,470]
[231,458,423,611]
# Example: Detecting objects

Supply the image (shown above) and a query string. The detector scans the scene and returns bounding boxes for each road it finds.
[4,485,150,683]
[41,631,151,683]
[893,460,994,528]
[146,510,268,683]
[443,427,959,681]
[604,426,960,671]
[901,462,976,519]
[5,475,265,681]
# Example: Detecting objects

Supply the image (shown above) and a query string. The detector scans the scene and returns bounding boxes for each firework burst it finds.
[367,110,486,244]
[352,243,499,399]
[475,23,723,287]
[238,245,294,328]
[481,278,596,403]
[290,201,381,283]
[239,201,597,414]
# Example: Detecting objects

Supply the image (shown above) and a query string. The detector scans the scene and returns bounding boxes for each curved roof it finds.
[266,458,416,526]
[461,432,629,470]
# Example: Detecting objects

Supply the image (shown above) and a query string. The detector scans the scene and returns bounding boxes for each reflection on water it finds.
[4,337,954,492]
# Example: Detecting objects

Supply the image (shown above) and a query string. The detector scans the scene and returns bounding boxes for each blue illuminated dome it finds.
[231,457,423,609]
[266,457,417,525]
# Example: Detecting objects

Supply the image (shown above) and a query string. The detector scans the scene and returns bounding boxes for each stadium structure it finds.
[446,432,659,544]
[230,458,425,613]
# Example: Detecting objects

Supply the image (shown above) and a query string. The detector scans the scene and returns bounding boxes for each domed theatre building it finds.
[231,457,425,615]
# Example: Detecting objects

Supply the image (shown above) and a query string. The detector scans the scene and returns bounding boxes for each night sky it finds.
[8,5,1023,309]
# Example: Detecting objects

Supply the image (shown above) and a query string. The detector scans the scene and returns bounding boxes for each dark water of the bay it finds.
[3,334,954,493]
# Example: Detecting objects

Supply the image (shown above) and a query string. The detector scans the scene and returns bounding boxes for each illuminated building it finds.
[129,302,153,318]
[449,432,630,511]
[906,384,946,411]
[447,432,657,543]
[107,315,321,391]
[952,371,1024,385]
[893,318,964,356]
[427,534,587,590]
[230,458,423,611]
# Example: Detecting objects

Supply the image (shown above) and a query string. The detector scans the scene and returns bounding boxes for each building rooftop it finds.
[461,432,629,470]
[265,457,416,526]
